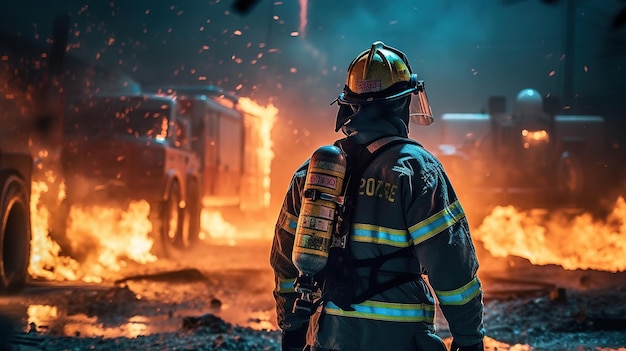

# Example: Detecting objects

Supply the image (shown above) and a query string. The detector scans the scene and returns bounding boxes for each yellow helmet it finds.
[341,41,414,102]
[336,41,433,127]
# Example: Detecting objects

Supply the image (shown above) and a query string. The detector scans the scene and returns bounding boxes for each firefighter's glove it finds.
[281,323,308,351]
[450,339,484,351]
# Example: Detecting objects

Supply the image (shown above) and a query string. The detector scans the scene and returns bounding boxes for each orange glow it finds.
[475,197,626,272]
[199,209,237,245]
[29,181,82,281]
[29,180,156,283]
[521,129,549,142]
[155,116,168,141]
[237,97,278,209]
[27,94,277,282]
[66,200,156,271]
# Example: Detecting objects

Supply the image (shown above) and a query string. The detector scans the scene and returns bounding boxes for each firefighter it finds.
[270,41,485,351]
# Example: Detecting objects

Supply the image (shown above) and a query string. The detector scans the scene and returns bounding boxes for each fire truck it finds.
[59,87,268,257]
[434,88,612,214]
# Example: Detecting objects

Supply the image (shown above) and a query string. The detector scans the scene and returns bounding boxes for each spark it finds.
[298,0,307,38]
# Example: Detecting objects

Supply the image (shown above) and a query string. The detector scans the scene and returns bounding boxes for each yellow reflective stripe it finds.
[352,223,410,247]
[408,200,465,244]
[279,211,298,235]
[435,277,482,306]
[324,300,435,323]
[278,278,296,293]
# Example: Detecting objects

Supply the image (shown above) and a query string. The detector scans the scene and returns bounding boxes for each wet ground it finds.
[1,239,278,338]
[2,235,626,350]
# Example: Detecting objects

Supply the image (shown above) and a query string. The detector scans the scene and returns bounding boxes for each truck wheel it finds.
[0,173,31,295]
[162,181,183,252]
[184,181,201,246]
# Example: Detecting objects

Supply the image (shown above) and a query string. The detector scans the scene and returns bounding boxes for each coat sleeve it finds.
[269,162,309,332]
[404,149,485,347]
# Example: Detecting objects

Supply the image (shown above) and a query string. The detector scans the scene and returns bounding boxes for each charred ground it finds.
[2,238,626,351]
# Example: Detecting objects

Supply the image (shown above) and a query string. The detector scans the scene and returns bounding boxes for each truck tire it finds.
[0,173,31,295]
[161,181,184,254]
[184,180,201,246]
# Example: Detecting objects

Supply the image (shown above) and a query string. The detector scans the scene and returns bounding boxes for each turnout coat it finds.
[270,136,485,350]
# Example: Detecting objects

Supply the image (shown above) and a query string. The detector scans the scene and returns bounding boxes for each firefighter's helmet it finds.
[335,41,433,129]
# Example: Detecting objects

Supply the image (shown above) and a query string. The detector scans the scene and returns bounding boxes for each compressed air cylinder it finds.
[292,145,347,278]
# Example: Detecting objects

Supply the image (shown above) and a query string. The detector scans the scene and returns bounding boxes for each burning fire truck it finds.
[58,86,272,257]
[435,88,612,214]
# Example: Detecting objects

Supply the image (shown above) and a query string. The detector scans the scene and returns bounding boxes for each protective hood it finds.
[337,99,409,145]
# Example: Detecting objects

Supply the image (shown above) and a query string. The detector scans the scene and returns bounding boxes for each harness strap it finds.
[322,135,422,309]
[352,245,421,304]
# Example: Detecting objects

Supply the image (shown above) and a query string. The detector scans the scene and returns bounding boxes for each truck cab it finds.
[60,93,200,256]
[153,86,269,213]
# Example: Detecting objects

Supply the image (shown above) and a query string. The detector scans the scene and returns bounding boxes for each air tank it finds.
[292,145,347,278]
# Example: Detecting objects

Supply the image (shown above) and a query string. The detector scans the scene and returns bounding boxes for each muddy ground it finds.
[2,238,626,351]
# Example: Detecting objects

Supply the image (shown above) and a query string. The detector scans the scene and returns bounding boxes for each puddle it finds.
[3,301,277,339]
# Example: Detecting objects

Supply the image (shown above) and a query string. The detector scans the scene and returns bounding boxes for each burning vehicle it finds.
[434,88,616,215]
[56,87,272,257]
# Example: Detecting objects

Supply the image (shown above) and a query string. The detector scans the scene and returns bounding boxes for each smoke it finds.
[1,0,624,211]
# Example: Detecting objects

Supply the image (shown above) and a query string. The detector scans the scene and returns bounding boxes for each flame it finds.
[26,92,276,283]
[199,208,237,246]
[66,200,157,271]
[27,95,276,282]
[237,97,278,209]
[199,206,275,246]
[475,197,626,272]
[29,180,156,282]
[29,181,82,281]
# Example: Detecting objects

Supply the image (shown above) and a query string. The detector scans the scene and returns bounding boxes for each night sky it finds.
[1,0,624,206]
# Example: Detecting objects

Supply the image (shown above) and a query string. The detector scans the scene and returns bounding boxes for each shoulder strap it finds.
[351,246,421,304]
[365,135,421,155]
[321,136,422,309]
[333,136,420,246]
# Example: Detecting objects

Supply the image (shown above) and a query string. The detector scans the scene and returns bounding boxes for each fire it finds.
[237,96,278,209]
[199,209,237,246]
[29,181,82,281]
[27,95,277,282]
[29,180,156,283]
[65,200,157,272]
[475,197,626,272]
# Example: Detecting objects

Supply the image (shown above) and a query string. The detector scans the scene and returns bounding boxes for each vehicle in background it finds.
[59,86,268,257]
[60,93,198,256]
[152,85,268,213]
[434,88,615,217]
